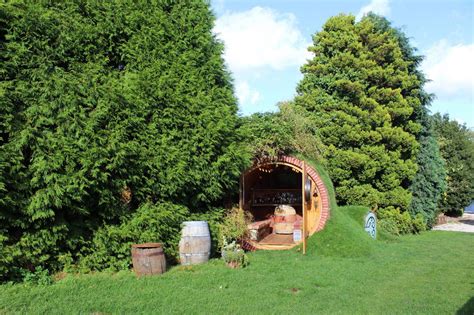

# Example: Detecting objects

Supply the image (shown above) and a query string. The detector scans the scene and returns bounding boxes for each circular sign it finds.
[364,212,377,239]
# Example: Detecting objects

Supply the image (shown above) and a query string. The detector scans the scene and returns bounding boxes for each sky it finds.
[211,0,474,127]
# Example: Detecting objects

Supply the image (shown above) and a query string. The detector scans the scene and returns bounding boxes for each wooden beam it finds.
[240,174,245,210]
[302,161,307,255]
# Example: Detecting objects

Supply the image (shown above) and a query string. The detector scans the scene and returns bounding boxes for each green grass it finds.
[305,205,374,258]
[1,158,472,314]
[1,224,473,314]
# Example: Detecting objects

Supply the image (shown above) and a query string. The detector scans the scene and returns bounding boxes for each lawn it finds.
[0,225,473,314]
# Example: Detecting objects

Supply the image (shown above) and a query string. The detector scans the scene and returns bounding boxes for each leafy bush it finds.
[433,114,474,216]
[239,102,324,161]
[218,207,252,251]
[221,240,249,268]
[378,219,400,236]
[412,214,427,233]
[0,1,246,280]
[21,267,52,286]
[409,133,447,227]
[78,202,189,272]
[0,224,73,282]
[378,208,426,235]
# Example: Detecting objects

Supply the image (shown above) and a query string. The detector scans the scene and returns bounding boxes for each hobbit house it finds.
[240,155,331,250]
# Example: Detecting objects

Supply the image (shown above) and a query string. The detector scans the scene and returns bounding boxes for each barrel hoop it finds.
[182,221,208,224]
[180,252,210,257]
[133,252,164,257]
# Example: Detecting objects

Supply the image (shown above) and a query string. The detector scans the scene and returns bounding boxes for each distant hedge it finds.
[0,0,247,280]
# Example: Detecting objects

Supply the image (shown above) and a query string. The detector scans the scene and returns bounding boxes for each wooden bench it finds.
[247,219,272,241]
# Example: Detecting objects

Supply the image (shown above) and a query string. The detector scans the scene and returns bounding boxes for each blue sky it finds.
[211,0,474,127]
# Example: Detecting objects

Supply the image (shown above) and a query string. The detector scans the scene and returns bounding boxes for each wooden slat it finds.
[302,161,307,255]
[258,233,294,245]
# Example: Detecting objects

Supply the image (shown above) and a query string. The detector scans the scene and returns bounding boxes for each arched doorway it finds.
[240,156,330,249]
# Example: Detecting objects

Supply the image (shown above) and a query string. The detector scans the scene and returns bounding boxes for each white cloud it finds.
[214,7,311,73]
[422,40,474,99]
[356,0,391,20]
[235,81,261,106]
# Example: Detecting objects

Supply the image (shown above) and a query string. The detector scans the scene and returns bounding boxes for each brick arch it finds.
[245,155,331,234]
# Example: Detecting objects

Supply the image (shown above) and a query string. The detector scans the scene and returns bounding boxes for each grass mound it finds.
[342,205,372,225]
[307,205,375,258]
[297,156,376,258]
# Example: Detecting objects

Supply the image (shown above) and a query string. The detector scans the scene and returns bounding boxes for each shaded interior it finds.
[243,164,302,220]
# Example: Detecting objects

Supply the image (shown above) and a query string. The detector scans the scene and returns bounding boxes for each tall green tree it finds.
[0,0,245,279]
[295,14,424,213]
[433,114,474,216]
[408,128,447,225]
[366,14,447,226]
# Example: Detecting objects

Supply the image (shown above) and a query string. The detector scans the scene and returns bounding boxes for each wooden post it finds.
[302,161,307,255]
[240,173,246,211]
[239,174,243,210]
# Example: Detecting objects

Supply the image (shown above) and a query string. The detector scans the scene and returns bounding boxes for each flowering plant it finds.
[221,238,249,268]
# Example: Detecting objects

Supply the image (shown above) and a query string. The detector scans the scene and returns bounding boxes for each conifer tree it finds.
[295,14,423,212]
[0,0,245,278]
[433,114,474,216]
[366,14,447,226]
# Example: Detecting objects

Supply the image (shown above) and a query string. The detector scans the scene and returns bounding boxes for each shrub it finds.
[78,202,189,272]
[21,266,53,286]
[412,213,427,233]
[378,219,400,236]
[218,207,252,251]
[408,121,447,227]
[239,102,324,161]
[433,114,474,216]
[378,207,426,235]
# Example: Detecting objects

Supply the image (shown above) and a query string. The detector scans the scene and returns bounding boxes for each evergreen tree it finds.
[366,14,447,226]
[408,128,447,226]
[0,0,245,279]
[433,114,474,216]
[295,14,423,212]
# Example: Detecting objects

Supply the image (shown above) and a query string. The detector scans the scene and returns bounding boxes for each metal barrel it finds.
[179,221,211,265]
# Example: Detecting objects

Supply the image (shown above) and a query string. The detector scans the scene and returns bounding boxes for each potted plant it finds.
[221,238,248,269]
[218,207,252,268]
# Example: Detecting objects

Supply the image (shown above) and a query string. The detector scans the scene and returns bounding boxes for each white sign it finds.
[364,212,377,239]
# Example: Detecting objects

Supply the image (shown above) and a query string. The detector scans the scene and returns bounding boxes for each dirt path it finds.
[433,213,474,233]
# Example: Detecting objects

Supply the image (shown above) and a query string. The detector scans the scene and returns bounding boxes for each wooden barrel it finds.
[131,243,166,276]
[274,205,297,234]
[179,221,211,265]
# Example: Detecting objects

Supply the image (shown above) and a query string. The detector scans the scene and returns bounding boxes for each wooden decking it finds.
[248,233,301,250]
[259,233,294,245]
